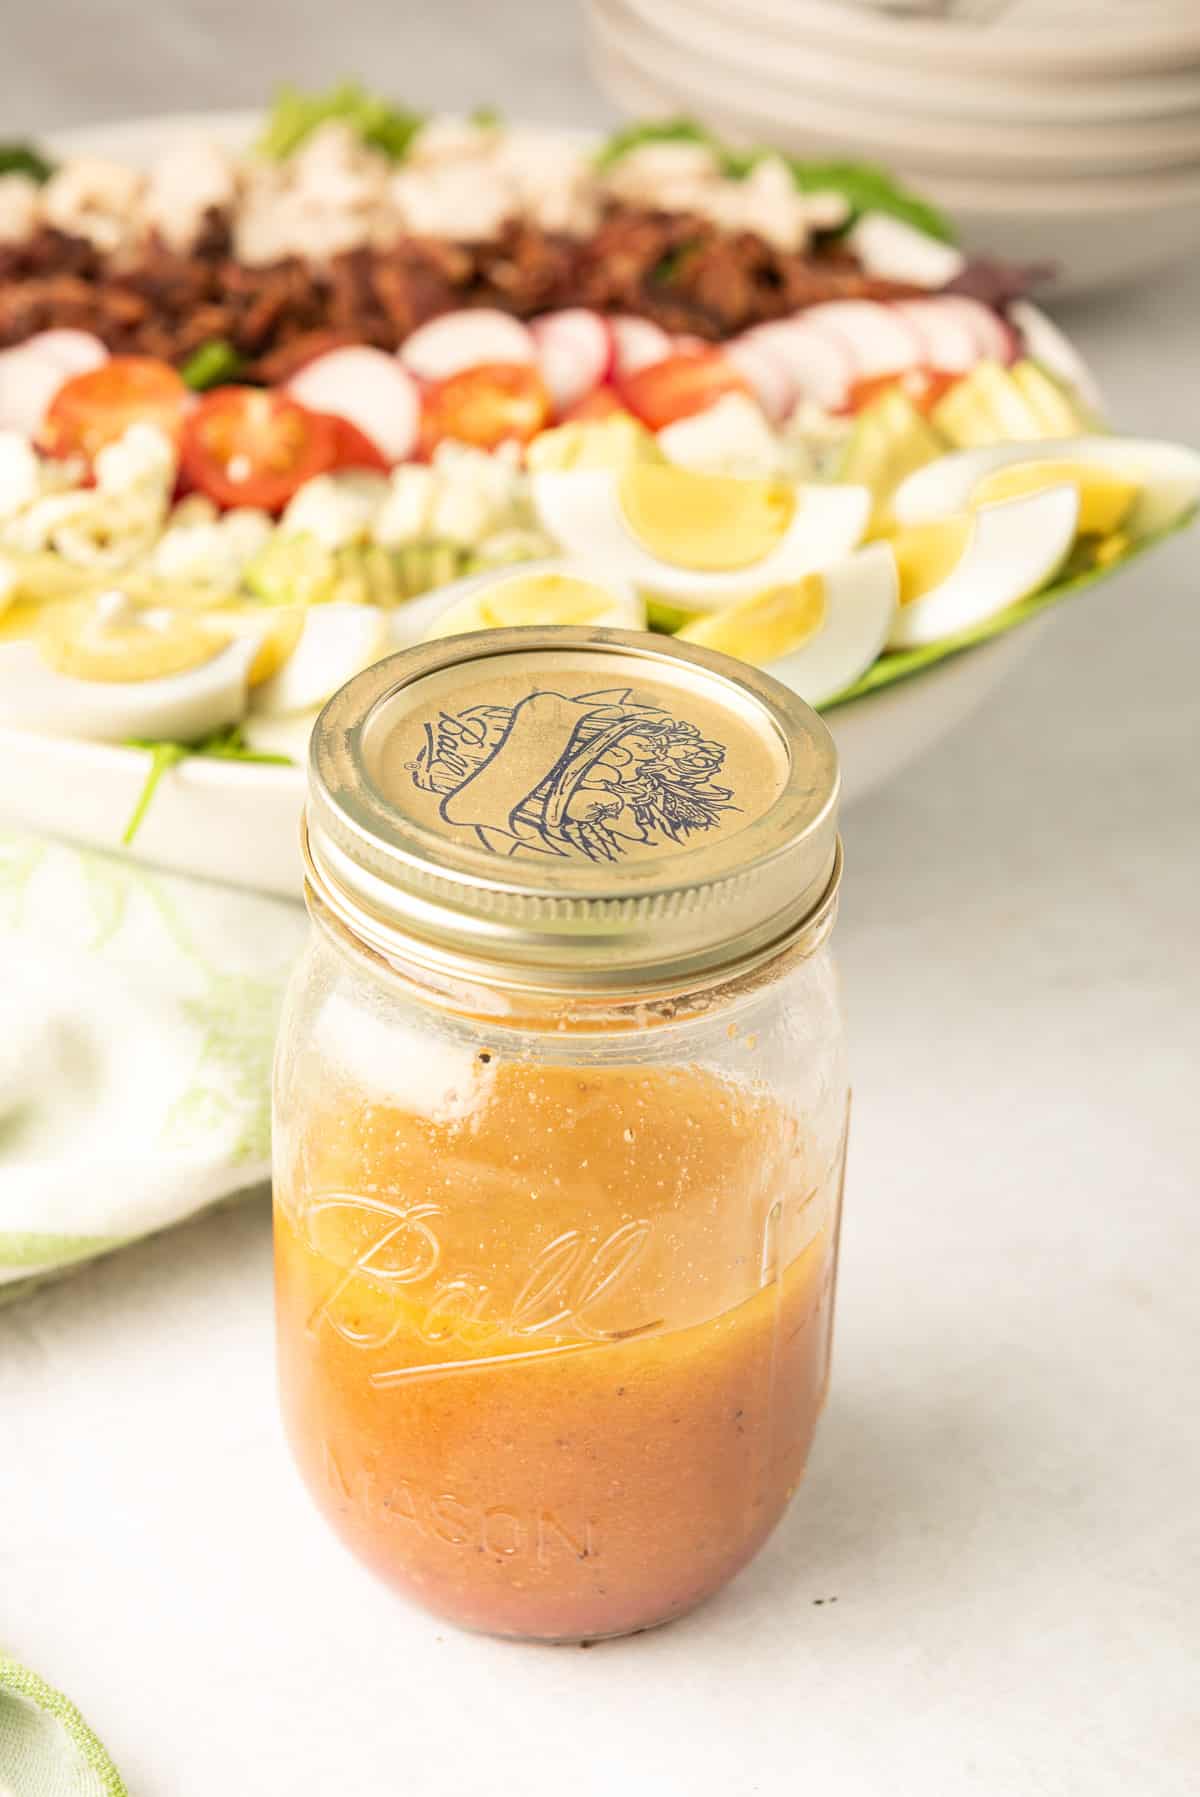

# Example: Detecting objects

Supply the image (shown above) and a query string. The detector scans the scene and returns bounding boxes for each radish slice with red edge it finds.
[889,299,978,373]
[609,315,671,377]
[739,320,853,411]
[400,309,535,382]
[933,296,1016,365]
[287,346,420,463]
[530,310,612,414]
[801,301,925,378]
[24,330,109,379]
[724,335,796,424]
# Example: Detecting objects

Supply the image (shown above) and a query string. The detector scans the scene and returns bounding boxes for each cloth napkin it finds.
[0,828,306,1301]
[0,1657,126,1797]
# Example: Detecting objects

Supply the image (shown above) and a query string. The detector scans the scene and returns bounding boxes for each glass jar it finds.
[273,627,849,1643]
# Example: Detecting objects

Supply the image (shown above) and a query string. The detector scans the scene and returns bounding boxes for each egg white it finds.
[250,602,389,717]
[531,470,870,609]
[888,486,1079,651]
[892,437,1200,539]
[0,634,259,742]
[768,543,898,706]
[388,557,645,649]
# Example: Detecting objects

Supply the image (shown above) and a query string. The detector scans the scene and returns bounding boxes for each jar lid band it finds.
[306,626,841,992]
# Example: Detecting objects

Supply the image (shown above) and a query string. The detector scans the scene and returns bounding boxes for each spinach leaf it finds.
[0,142,55,184]
[122,725,293,846]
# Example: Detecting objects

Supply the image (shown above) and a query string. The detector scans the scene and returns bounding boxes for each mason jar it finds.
[273,626,849,1642]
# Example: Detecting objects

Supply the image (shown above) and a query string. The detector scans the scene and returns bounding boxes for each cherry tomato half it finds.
[419,362,551,455]
[325,415,390,473]
[846,368,962,416]
[617,349,749,431]
[560,386,628,424]
[41,356,191,460]
[180,388,340,512]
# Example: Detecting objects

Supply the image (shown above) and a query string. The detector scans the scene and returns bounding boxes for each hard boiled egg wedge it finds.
[0,589,260,741]
[886,486,1078,651]
[677,543,897,706]
[389,557,644,649]
[891,437,1200,541]
[250,602,389,717]
[531,465,869,608]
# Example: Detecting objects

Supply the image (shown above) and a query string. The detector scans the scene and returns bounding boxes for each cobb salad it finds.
[0,87,1196,843]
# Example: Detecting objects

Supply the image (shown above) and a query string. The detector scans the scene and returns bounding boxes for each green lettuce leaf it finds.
[122,726,293,846]
[593,117,954,242]
[787,158,954,244]
[0,142,55,184]
[257,81,424,162]
[594,117,723,172]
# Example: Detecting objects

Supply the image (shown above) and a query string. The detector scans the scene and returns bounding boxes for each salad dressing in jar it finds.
[273,626,849,1641]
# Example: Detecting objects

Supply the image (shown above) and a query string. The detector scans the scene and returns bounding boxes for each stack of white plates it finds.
[586,0,1200,293]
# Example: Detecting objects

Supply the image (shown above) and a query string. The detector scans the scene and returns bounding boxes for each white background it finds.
[2,7,1198,1794]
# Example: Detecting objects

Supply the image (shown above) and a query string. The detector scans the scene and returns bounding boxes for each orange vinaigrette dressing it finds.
[275,1060,844,1641]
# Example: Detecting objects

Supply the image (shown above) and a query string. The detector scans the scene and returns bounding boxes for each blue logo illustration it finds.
[410,686,735,862]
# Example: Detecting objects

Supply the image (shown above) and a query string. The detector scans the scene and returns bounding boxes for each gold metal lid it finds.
[306,627,840,994]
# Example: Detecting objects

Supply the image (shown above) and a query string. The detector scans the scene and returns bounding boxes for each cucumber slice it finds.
[244,532,338,606]
[1011,361,1090,438]
[838,388,944,530]
[644,594,702,634]
[932,363,1039,448]
[425,541,466,591]
[393,541,468,598]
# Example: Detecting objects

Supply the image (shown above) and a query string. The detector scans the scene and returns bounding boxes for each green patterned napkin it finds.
[0,830,306,1299]
[0,1657,126,1796]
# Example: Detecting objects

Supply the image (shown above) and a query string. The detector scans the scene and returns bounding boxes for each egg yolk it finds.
[618,466,796,572]
[971,462,1138,538]
[426,572,622,640]
[888,515,973,606]
[678,575,826,667]
[208,603,305,685]
[36,596,226,682]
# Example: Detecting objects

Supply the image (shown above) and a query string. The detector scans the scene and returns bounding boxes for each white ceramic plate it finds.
[604,0,1200,124]
[0,110,1067,894]
[680,0,1200,79]
[595,0,1200,173]
[0,624,1045,897]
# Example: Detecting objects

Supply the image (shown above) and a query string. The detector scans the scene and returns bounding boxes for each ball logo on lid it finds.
[409,684,736,863]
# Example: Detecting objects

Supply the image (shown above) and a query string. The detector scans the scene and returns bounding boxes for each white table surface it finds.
[2,10,1199,1795]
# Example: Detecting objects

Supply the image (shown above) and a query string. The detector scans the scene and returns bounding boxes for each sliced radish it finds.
[801,301,925,378]
[530,309,612,414]
[725,335,796,424]
[287,346,420,464]
[935,296,1016,366]
[740,320,853,411]
[890,299,978,373]
[0,345,69,438]
[24,329,109,379]
[400,309,535,383]
[609,315,671,378]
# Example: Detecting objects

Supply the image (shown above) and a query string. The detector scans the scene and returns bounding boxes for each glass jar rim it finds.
[303,826,842,1026]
